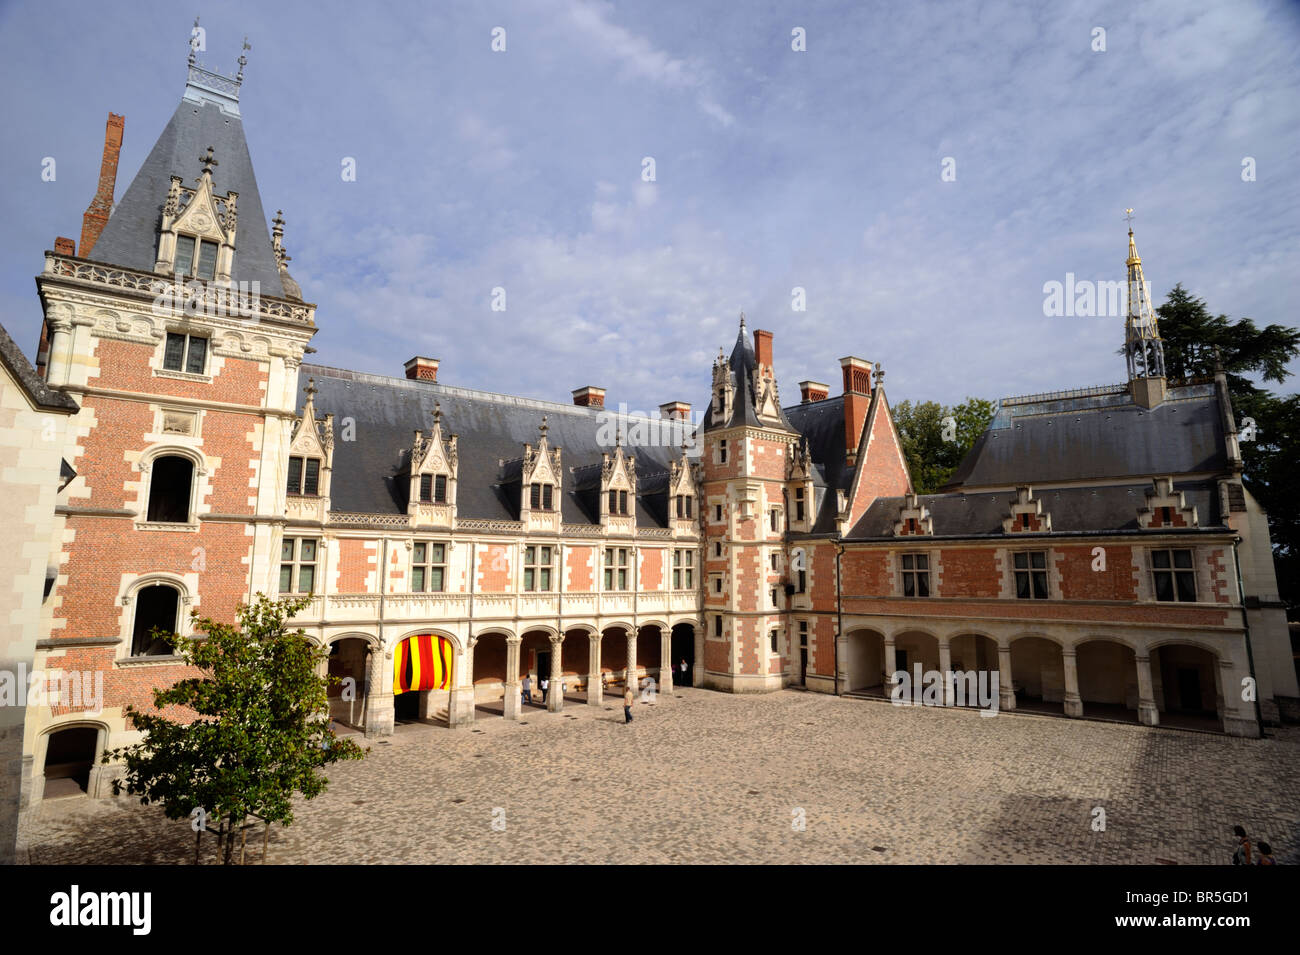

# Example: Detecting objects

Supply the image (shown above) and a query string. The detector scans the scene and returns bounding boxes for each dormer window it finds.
[173,235,219,280]
[530,482,554,511]
[163,333,207,374]
[287,456,321,496]
[675,494,694,519]
[420,474,448,504]
[794,488,806,522]
[608,489,629,516]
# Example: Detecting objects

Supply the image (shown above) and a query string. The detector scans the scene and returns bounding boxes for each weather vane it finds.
[1124,208,1136,229]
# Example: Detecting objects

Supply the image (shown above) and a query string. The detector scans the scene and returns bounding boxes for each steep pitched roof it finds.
[299,364,682,525]
[945,383,1228,490]
[89,84,285,297]
[703,322,796,432]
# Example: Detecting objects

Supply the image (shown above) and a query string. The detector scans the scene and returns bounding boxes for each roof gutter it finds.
[1231,537,1264,738]
[834,540,844,697]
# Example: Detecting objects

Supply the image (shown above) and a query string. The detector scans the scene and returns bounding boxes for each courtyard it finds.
[18,687,1300,865]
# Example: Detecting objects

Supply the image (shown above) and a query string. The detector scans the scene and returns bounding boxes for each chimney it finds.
[53,237,76,256]
[572,386,605,408]
[799,380,829,403]
[840,357,873,466]
[403,356,439,381]
[659,401,691,420]
[79,112,125,259]
[754,328,774,369]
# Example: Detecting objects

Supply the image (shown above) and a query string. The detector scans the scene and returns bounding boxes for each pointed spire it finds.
[237,37,251,82]
[1122,211,1165,383]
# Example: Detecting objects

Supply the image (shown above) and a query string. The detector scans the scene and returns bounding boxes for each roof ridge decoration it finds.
[185,19,247,117]
[893,492,933,536]
[1138,476,1197,529]
[271,211,304,301]
[1002,485,1051,533]
[1123,211,1167,383]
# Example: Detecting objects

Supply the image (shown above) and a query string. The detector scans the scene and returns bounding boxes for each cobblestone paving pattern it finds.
[18,688,1300,864]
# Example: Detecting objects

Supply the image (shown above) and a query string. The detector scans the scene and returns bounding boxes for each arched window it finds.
[132,584,179,656]
[146,455,194,522]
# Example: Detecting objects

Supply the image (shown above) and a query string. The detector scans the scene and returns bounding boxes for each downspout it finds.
[1231,538,1264,738]
[835,541,844,697]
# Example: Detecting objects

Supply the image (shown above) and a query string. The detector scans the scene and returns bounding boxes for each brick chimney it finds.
[572,386,605,408]
[754,328,774,370]
[79,112,125,259]
[403,357,439,381]
[659,401,691,420]
[53,237,76,256]
[840,357,873,466]
[799,380,829,403]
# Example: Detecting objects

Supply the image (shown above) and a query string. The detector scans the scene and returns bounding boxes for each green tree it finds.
[893,396,996,494]
[104,594,365,864]
[1155,284,1300,613]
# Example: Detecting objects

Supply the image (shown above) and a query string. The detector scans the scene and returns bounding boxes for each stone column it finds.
[693,624,705,689]
[1219,658,1257,737]
[625,628,638,692]
[46,316,73,387]
[997,644,1016,711]
[1062,649,1083,717]
[364,644,395,737]
[447,639,476,728]
[660,628,673,693]
[588,632,602,706]
[1135,654,1159,727]
[547,634,565,713]
[883,638,898,697]
[938,640,954,706]
[503,636,522,720]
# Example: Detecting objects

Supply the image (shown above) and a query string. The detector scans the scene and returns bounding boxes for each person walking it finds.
[624,683,634,723]
[679,658,688,686]
[521,674,531,707]
[1256,841,1276,865]
[1232,826,1253,865]
[540,676,549,704]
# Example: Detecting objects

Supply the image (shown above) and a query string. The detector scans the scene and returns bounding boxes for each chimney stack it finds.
[403,357,440,382]
[53,237,76,256]
[799,380,829,403]
[659,401,691,420]
[840,357,873,466]
[79,112,125,259]
[754,328,774,369]
[572,386,605,408]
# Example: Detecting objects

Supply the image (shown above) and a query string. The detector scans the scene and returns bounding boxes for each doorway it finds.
[1176,667,1203,712]
[42,726,99,798]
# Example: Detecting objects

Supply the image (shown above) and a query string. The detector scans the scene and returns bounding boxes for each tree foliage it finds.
[104,594,365,863]
[893,397,996,494]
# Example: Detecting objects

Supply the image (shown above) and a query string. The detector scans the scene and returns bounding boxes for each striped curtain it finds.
[393,634,453,695]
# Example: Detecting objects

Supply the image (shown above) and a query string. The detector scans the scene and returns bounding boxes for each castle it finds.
[2,38,1294,862]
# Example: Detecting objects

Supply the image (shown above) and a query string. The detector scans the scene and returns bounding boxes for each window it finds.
[412,542,446,593]
[608,489,629,516]
[1020,513,1032,531]
[162,332,208,374]
[769,508,781,533]
[795,488,806,522]
[146,455,194,523]
[798,620,808,647]
[173,235,218,280]
[719,440,728,464]
[901,553,930,597]
[419,474,448,504]
[714,615,722,637]
[770,629,779,653]
[1152,549,1196,602]
[603,547,629,590]
[1014,551,1048,600]
[770,553,780,572]
[714,503,723,523]
[672,549,694,589]
[770,587,779,608]
[529,482,554,511]
[713,541,723,558]
[131,584,179,656]
[714,575,723,594]
[797,568,807,593]
[675,494,693,519]
[287,456,321,496]
[280,538,318,594]
[524,545,553,592]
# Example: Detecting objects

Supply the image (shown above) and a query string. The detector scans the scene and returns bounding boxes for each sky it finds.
[1,0,1297,415]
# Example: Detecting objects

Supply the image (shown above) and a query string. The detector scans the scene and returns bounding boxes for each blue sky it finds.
[2,0,1297,414]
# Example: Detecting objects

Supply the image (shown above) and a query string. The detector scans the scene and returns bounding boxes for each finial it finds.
[874,361,885,386]
[189,17,200,67]
[432,401,442,427]
[304,377,317,400]
[1124,207,1136,234]
[739,311,746,331]
[237,36,250,81]
[199,146,218,178]
[539,415,549,439]
[1212,345,1225,374]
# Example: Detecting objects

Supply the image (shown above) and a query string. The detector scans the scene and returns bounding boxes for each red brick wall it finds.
[477,544,511,591]
[639,547,663,591]
[93,338,267,406]
[566,546,593,591]
[937,548,1001,598]
[336,539,373,592]
[1057,544,1137,601]
[847,397,910,521]
[841,550,890,595]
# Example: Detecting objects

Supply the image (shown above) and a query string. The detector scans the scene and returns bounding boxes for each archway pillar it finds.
[363,644,395,737]
[660,628,673,692]
[588,633,602,705]
[997,643,1016,711]
[1135,654,1159,727]
[938,639,954,705]
[503,637,522,720]
[625,629,638,691]
[1219,658,1258,738]
[448,640,475,728]
[1062,649,1083,717]
[883,638,899,695]
[547,634,565,713]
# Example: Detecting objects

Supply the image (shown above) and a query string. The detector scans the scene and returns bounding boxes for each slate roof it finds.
[848,481,1226,540]
[90,95,286,298]
[300,364,684,526]
[945,384,1228,490]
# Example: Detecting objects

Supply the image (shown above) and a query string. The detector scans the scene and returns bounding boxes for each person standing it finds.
[624,684,634,723]
[1232,826,1253,865]
[679,658,688,687]
[540,676,549,704]
[521,674,532,707]
[1256,841,1276,865]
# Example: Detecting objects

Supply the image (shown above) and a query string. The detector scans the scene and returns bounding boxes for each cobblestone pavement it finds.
[18,688,1300,864]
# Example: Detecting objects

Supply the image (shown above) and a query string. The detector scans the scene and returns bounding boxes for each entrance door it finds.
[1176,667,1203,711]
[799,648,808,685]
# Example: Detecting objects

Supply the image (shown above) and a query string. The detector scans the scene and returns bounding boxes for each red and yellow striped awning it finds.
[393,634,453,695]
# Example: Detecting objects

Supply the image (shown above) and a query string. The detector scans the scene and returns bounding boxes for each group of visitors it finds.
[1232,825,1277,865]
[516,659,694,724]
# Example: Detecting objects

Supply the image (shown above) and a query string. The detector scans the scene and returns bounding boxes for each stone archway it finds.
[1009,635,1065,714]
[39,724,104,800]
[471,631,510,717]
[1075,639,1139,723]
[1152,642,1224,731]
[327,636,372,730]
[844,629,886,695]
[671,623,696,687]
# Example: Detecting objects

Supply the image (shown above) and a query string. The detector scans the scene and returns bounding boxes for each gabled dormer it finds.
[285,378,333,522]
[668,443,697,534]
[1003,485,1051,533]
[710,346,735,425]
[600,438,637,532]
[154,147,238,283]
[787,435,816,532]
[1138,476,1198,529]
[893,492,933,536]
[521,416,562,532]
[408,401,458,528]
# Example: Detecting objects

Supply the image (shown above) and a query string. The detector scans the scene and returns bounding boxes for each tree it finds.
[104,594,365,864]
[1155,284,1300,613]
[893,397,996,494]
